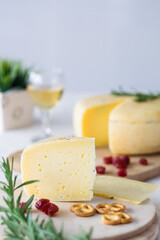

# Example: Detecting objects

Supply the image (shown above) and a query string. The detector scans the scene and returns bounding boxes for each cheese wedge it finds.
[73,95,125,147]
[109,98,160,154]
[21,137,96,201]
[94,176,160,205]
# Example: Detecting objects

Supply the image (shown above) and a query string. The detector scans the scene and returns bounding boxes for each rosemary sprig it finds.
[0,158,92,240]
[111,88,160,102]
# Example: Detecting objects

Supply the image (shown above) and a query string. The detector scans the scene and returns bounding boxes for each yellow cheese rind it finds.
[21,137,96,201]
[109,98,160,123]
[93,176,159,205]
[94,193,140,205]
[109,122,160,155]
[73,95,125,147]
[109,98,160,154]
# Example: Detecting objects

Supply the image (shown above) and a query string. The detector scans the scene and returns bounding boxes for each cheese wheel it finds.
[74,95,160,155]
[109,98,160,154]
[73,95,125,147]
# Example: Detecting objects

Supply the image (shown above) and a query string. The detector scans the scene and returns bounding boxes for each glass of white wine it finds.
[27,69,64,142]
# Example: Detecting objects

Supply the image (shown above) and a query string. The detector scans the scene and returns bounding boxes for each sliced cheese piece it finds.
[21,137,96,201]
[109,98,160,154]
[94,176,160,205]
[73,95,125,147]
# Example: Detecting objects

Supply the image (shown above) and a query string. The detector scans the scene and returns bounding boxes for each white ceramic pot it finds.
[0,89,33,133]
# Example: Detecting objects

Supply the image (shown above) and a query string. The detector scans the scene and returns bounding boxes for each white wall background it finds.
[0,0,160,92]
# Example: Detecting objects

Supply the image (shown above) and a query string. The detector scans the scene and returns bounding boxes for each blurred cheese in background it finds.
[109,98,160,155]
[74,95,160,155]
[73,95,126,146]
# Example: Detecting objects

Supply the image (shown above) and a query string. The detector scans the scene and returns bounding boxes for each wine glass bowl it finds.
[28,84,64,109]
[27,69,64,142]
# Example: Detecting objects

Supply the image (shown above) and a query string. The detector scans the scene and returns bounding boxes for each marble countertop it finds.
[0,92,160,239]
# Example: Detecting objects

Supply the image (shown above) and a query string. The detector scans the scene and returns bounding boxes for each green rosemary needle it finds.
[111,89,160,102]
[0,158,92,240]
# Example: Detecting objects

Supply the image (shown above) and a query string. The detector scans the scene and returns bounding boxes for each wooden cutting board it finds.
[0,182,158,240]
[1,215,158,240]
[8,147,160,181]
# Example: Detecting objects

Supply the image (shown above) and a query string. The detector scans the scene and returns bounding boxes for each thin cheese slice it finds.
[21,137,96,201]
[94,176,159,205]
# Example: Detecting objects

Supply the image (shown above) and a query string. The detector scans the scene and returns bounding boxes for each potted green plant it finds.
[0,59,33,132]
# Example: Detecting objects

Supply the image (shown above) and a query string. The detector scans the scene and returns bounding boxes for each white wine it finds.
[27,85,64,109]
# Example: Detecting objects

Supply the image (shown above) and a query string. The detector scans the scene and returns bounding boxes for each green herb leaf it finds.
[0,158,92,240]
[111,88,160,102]
[14,180,40,191]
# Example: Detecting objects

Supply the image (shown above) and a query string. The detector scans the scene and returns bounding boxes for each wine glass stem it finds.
[41,109,53,137]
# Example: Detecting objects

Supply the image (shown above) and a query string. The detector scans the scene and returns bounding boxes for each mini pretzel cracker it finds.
[116,212,132,224]
[102,213,121,225]
[110,203,126,212]
[96,203,111,214]
[70,203,86,213]
[70,203,95,217]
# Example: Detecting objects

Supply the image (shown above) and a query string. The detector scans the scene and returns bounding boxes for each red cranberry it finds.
[120,155,130,165]
[42,203,59,217]
[19,202,27,213]
[112,156,120,165]
[35,198,50,210]
[96,166,106,174]
[113,157,127,169]
[103,156,112,164]
[139,158,148,166]
[117,169,127,177]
